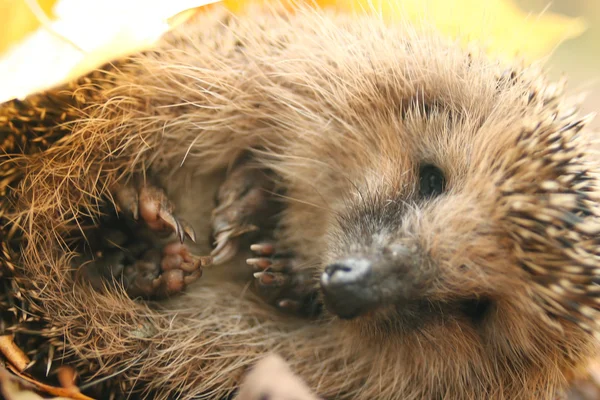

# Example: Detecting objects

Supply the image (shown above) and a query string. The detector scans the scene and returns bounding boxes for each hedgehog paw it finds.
[210,158,280,264]
[80,235,211,299]
[247,242,321,317]
[123,242,211,299]
[77,178,210,299]
[113,180,196,244]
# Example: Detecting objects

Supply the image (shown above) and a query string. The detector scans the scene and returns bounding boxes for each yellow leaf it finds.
[333,0,587,62]
[0,0,57,54]
[0,0,221,103]
[225,0,586,62]
[0,0,586,104]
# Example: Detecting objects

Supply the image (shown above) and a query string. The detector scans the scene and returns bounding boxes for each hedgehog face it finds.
[319,153,513,332]
[320,162,493,326]
[258,24,598,389]
[310,82,599,359]
[313,103,516,330]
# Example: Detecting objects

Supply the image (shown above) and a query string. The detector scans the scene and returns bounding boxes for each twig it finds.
[0,335,29,372]
[7,364,95,400]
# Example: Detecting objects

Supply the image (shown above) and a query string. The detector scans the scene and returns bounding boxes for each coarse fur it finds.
[3,4,600,399]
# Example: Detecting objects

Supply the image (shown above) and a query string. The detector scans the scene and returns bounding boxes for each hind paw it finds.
[80,231,211,299]
[122,242,210,298]
[210,159,280,264]
[114,180,196,244]
[247,242,321,317]
[77,178,211,299]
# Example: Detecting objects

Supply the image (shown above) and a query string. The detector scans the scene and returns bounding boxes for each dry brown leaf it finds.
[0,367,72,400]
[6,364,95,400]
[0,335,30,372]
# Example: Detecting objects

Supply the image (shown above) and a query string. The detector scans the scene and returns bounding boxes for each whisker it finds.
[266,190,330,212]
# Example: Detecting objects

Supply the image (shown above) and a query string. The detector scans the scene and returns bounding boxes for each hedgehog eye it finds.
[419,164,446,198]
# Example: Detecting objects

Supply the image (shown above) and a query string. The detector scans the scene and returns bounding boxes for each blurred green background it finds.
[519,0,599,127]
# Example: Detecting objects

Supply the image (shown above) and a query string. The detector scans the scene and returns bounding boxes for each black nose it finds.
[320,258,378,319]
[323,259,371,286]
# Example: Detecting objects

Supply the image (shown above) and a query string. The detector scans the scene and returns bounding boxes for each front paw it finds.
[247,242,321,318]
[122,242,210,298]
[77,178,212,299]
[113,179,196,243]
[210,158,281,264]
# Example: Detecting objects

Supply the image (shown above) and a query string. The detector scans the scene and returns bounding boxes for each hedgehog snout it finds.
[321,243,426,320]
[320,257,378,319]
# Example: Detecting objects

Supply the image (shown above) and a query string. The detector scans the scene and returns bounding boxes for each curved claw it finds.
[247,242,292,272]
[277,298,301,312]
[176,219,185,243]
[158,209,195,244]
[180,219,197,243]
[211,231,239,265]
[254,271,288,287]
[114,181,197,245]
[212,229,232,254]
[250,243,275,256]
[247,257,272,270]
[114,184,140,220]
[158,209,182,240]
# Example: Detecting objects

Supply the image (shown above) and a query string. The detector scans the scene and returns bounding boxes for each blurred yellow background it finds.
[519,0,600,127]
[0,0,598,122]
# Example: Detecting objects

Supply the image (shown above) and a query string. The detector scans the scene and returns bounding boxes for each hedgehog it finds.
[1,3,600,399]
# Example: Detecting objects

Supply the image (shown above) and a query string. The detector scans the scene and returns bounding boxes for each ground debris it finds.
[0,335,93,400]
[235,354,320,400]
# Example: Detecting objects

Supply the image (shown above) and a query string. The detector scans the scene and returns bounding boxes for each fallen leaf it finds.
[0,335,30,372]
[0,0,221,103]
[0,367,72,400]
[6,364,95,400]
[0,0,587,103]
[0,335,94,399]
[0,0,587,104]
[226,0,586,63]
[335,0,587,62]
[0,0,57,54]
